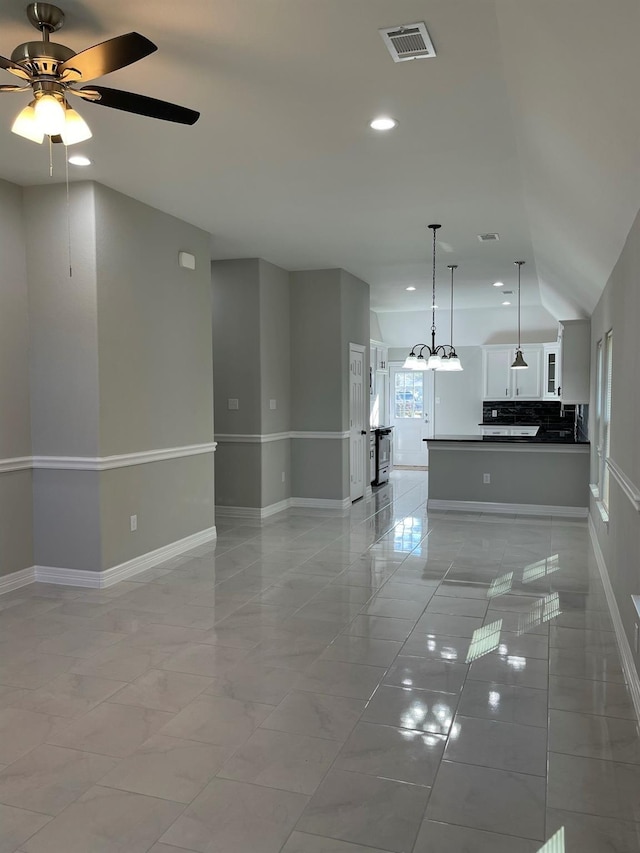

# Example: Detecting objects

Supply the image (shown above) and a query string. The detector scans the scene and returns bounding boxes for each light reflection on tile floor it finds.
[1,470,639,851]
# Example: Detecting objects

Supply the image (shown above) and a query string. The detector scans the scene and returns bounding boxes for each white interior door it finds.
[349,344,366,501]
[390,365,433,468]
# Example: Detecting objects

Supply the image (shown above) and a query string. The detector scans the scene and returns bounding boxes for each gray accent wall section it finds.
[212,259,261,435]
[291,439,346,501]
[94,184,214,455]
[0,179,32,577]
[290,270,343,431]
[24,182,100,458]
[261,440,291,507]
[433,347,483,435]
[260,260,291,434]
[589,206,640,674]
[33,469,101,572]
[100,456,215,569]
[429,447,589,507]
[0,472,33,577]
[340,270,370,433]
[215,443,262,508]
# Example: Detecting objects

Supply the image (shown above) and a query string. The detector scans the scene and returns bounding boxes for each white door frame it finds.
[349,343,367,502]
[388,361,435,467]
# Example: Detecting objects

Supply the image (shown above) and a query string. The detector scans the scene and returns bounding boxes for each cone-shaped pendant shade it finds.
[511,348,528,369]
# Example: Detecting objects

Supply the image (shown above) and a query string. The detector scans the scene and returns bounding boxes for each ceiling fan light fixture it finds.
[61,105,92,145]
[11,102,44,143]
[34,93,66,135]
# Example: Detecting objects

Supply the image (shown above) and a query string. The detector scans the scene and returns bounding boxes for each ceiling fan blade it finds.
[0,55,30,81]
[82,85,200,125]
[0,84,28,92]
[58,32,157,82]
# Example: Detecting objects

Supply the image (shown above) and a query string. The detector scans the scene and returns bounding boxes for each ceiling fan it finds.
[1,2,200,145]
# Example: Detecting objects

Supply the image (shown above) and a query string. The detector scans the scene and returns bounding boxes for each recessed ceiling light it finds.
[370,117,397,131]
[502,300,511,306]
[406,286,416,291]
[68,154,92,166]
[493,281,504,287]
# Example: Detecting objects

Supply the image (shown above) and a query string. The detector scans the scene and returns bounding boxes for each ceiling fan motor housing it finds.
[11,40,74,78]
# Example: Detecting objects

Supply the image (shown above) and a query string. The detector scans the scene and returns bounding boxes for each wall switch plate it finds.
[270,399,277,410]
[492,410,498,418]
[228,398,239,410]
[483,473,491,484]
[435,396,441,404]
[130,514,137,532]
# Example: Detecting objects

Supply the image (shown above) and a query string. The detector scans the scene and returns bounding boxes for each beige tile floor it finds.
[0,471,639,851]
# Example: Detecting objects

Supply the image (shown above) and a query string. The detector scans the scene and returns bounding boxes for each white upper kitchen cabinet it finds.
[512,346,542,399]
[483,348,513,399]
[482,345,542,400]
[558,320,590,403]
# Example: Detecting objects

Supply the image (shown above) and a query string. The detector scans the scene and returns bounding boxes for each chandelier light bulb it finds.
[11,102,44,144]
[34,94,66,136]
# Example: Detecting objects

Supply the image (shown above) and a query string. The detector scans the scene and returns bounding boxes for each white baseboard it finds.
[0,526,217,594]
[588,515,640,723]
[427,499,588,518]
[0,566,36,595]
[216,495,352,520]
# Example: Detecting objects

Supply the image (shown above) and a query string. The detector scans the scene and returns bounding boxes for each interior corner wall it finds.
[589,206,640,674]
[93,185,215,569]
[0,179,33,578]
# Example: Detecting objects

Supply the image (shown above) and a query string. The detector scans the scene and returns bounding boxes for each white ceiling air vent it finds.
[379,23,436,63]
[478,233,500,242]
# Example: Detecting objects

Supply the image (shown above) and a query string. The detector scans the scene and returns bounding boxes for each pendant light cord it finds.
[515,261,525,349]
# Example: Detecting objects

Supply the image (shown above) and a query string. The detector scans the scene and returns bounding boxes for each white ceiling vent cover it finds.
[379,23,436,63]
[478,233,500,242]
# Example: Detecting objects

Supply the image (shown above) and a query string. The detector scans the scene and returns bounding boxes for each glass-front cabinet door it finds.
[544,344,561,399]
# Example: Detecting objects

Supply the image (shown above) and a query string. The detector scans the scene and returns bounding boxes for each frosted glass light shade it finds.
[427,354,442,370]
[413,355,429,370]
[34,94,66,135]
[403,354,418,369]
[11,103,44,143]
[61,107,92,145]
[447,355,463,371]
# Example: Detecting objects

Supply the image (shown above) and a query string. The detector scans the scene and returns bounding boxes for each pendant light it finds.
[511,261,528,370]
[441,264,463,371]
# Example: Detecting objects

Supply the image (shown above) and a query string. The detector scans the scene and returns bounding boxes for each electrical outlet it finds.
[281,471,286,482]
[483,473,491,484]
[270,399,277,410]
[492,410,498,418]
[228,398,239,410]
[130,514,137,532]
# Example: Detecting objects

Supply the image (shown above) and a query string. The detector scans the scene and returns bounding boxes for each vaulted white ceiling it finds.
[0,0,637,320]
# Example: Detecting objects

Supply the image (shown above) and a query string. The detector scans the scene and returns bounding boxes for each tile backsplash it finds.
[483,400,588,440]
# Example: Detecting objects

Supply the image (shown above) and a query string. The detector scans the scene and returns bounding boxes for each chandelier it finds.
[403,224,463,372]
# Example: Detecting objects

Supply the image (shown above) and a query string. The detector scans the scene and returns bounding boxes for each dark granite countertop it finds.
[425,434,589,445]
[478,422,540,427]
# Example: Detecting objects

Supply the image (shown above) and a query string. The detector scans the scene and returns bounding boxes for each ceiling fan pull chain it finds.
[65,145,72,277]
[48,134,53,177]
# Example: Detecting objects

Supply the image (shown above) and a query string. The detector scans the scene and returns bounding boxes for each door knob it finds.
[360,430,367,435]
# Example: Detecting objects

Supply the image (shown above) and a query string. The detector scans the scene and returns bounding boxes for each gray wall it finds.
[212,259,261,436]
[24,182,215,573]
[260,260,291,435]
[429,446,590,507]
[290,270,343,431]
[589,206,640,672]
[0,180,32,577]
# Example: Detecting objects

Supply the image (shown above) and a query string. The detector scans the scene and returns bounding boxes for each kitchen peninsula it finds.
[426,435,590,517]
